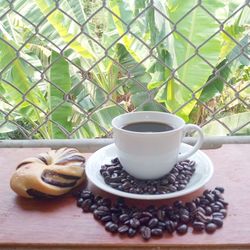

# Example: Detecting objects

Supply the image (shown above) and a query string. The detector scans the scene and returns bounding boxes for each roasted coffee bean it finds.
[220,209,227,217]
[81,199,92,212]
[98,206,110,212]
[96,199,105,206]
[140,226,151,240]
[111,213,119,223]
[205,223,217,233]
[151,228,163,237]
[186,202,196,211]
[148,218,158,228]
[218,199,229,207]
[180,207,189,215]
[111,157,119,164]
[142,211,153,218]
[105,222,118,233]
[101,171,110,178]
[212,212,225,219]
[203,190,211,196]
[93,210,101,220]
[215,187,225,193]
[101,165,107,170]
[123,219,131,225]
[110,206,120,213]
[93,209,109,217]
[108,166,120,173]
[169,185,177,192]
[169,212,180,222]
[212,217,223,228]
[180,214,190,223]
[212,190,223,200]
[192,221,205,231]
[174,200,183,208]
[205,206,213,216]
[101,215,112,223]
[119,214,130,222]
[122,182,131,190]
[189,161,196,167]
[195,211,211,224]
[118,225,129,234]
[110,182,121,188]
[165,220,175,234]
[132,211,142,219]
[205,193,215,202]
[197,207,206,214]
[90,204,98,212]
[176,164,184,171]
[157,209,166,221]
[139,216,151,225]
[100,158,196,195]
[76,187,228,240]
[200,198,210,206]
[184,170,193,176]
[178,184,186,190]
[130,218,140,229]
[176,224,188,235]
[193,197,201,205]
[215,201,224,209]
[111,176,122,183]
[94,196,102,203]
[104,177,111,184]
[127,227,136,237]
[168,174,176,184]
[80,191,93,199]
[157,221,166,230]
[77,197,84,207]
[212,204,221,212]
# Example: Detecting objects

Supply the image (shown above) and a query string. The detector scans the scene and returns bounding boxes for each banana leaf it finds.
[202,112,250,135]
[35,0,96,60]
[163,0,227,120]
[50,51,72,138]
[0,36,49,136]
[199,34,250,103]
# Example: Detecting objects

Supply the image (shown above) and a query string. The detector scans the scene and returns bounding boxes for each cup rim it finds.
[112,111,185,135]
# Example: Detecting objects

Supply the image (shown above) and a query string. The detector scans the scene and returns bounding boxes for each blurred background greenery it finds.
[0,0,249,139]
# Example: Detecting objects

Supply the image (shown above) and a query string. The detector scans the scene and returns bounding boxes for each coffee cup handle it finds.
[177,124,204,162]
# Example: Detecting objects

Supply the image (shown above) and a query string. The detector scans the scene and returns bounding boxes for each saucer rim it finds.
[85,143,214,200]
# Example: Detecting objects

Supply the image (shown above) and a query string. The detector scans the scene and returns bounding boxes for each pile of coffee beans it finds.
[100,158,196,195]
[76,187,228,240]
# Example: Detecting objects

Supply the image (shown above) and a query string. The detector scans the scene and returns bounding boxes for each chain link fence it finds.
[0,0,249,143]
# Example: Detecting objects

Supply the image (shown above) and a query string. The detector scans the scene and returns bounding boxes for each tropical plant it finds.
[0,0,249,139]
[110,0,249,120]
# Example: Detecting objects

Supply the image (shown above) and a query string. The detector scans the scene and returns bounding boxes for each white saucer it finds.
[85,143,214,200]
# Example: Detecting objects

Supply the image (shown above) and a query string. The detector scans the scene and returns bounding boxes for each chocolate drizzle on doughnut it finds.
[16,161,32,169]
[26,189,57,198]
[38,156,48,165]
[56,155,86,165]
[41,169,78,187]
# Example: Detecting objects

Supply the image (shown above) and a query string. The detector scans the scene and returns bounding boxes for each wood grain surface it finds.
[0,145,250,249]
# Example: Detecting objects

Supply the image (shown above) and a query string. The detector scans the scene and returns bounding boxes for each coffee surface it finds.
[122,121,173,132]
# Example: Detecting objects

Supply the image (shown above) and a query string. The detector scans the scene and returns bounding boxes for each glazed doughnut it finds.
[10,148,85,198]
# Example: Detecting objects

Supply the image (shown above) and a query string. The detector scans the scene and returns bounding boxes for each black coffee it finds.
[122,122,173,132]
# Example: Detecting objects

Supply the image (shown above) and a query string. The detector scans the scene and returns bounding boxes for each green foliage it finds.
[202,112,250,136]
[0,0,249,138]
[50,51,72,138]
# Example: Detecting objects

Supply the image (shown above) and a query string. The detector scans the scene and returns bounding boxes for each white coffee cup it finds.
[112,111,204,180]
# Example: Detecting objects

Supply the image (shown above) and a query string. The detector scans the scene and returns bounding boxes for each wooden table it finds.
[0,145,250,250]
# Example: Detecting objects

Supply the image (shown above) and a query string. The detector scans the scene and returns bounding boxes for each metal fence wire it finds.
[0,0,249,141]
